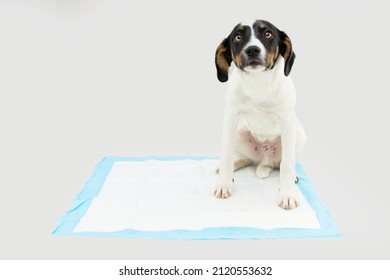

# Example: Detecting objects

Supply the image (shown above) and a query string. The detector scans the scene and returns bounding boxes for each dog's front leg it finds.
[214,109,239,199]
[279,116,300,209]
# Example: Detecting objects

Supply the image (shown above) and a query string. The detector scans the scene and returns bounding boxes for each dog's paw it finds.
[214,182,233,199]
[278,188,300,210]
[256,165,272,179]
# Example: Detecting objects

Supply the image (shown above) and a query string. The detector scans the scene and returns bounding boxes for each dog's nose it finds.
[245,46,261,58]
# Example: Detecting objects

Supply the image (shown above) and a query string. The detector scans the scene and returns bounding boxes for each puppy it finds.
[214,20,306,210]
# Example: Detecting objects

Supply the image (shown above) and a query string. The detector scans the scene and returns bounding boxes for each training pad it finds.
[53,157,340,239]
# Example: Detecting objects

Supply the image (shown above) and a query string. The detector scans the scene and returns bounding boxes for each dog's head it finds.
[215,20,295,82]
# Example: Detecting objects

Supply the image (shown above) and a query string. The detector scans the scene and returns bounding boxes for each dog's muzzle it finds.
[245,46,261,59]
[244,46,263,68]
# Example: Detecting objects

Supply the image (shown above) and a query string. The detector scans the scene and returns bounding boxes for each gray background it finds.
[1,0,389,259]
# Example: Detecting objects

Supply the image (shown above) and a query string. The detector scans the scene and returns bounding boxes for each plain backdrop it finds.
[1,0,390,259]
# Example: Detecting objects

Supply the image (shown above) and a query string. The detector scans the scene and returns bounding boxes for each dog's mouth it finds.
[236,53,267,72]
[245,59,266,71]
[248,60,262,67]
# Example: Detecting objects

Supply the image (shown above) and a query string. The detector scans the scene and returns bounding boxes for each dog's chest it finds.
[241,78,276,104]
[230,70,290,138]
[238,98,281,137]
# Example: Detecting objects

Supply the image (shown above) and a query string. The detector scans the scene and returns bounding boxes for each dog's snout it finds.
[245,46,261,58]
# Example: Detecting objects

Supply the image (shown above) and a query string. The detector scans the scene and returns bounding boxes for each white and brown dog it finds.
[214,20,306,210]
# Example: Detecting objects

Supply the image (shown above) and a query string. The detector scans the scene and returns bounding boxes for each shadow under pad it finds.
[52,156,340,240]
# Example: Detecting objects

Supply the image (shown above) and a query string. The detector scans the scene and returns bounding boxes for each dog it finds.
[214,20,306,210]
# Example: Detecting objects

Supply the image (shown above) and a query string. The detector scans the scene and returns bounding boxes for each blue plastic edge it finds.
[52,156,340,240]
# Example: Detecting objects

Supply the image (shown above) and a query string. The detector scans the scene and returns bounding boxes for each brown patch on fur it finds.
[232,52,244,69]
[237,25,246,35]
[267,45,279,69]
[283,37,292,60]
[216,44,230,76]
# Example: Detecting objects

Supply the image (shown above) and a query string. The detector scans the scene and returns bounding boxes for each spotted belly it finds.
[235,128,282,167]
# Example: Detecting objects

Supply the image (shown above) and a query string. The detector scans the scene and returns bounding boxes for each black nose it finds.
[245,46,261,58]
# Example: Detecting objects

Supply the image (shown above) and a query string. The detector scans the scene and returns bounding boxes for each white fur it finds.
[214,53,307,210]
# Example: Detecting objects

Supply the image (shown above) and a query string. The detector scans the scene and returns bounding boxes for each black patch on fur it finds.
[278,30,296,76]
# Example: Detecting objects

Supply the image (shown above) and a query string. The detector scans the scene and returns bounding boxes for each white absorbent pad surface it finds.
[53,157,340,240]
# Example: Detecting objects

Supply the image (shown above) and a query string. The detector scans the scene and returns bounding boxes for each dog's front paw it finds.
[278,188,300,210]
[214,182,233,199]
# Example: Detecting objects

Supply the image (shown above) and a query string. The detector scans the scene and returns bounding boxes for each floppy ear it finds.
[279,31,296,76]
[215,38,232,82]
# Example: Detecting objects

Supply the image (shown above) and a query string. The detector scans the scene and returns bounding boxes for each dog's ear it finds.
[215,37,232,82]
[278,31,296,76]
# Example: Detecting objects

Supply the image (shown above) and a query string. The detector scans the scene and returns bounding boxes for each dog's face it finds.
[215,20,295,82]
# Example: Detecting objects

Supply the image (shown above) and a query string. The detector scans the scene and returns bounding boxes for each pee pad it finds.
[52,157,339,239]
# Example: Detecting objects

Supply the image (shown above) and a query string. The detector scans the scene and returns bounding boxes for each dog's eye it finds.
[264,31,273,39]
[234,34,242,42]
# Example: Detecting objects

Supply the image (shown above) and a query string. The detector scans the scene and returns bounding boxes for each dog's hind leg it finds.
[233,158,253,171]
[294,120,306,184]
[216,158,252,174]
